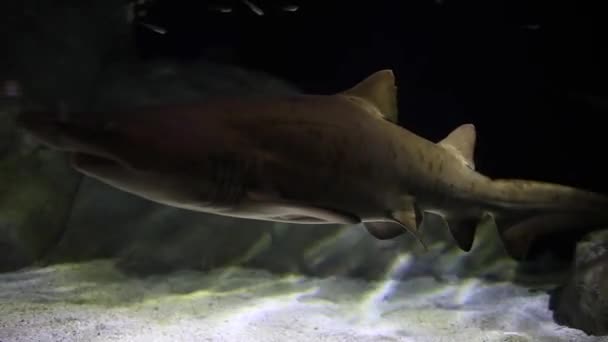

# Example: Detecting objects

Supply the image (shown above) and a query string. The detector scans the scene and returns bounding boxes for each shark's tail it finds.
[491,179,608,260]
[450,178,608,261]
[429,123,608,261]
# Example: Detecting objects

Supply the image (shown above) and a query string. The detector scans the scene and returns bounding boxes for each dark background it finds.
[133,0,606,193]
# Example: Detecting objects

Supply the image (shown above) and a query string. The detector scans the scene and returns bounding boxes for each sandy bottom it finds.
[0,260,601,342]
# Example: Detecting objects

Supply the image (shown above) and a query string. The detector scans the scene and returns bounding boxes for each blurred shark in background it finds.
[16,70,608,261]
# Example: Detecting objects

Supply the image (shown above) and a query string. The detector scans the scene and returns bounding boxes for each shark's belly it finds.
[246,129,399,219]
[72,98,408,221]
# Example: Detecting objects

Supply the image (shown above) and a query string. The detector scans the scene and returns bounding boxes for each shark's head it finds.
[69,151,195,204]
[15,108,230,212]
[15,111,63,148]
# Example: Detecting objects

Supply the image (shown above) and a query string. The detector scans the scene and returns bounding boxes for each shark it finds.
[16,69,608,261]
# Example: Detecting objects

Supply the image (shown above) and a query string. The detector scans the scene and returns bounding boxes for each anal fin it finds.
[448,213,494,252]
[448,219,477,251]
[428,211,492,252]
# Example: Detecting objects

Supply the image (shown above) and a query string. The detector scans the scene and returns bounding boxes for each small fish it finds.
[139,22,167,35]
[242,0,264,15]
[125,2,135,23]
[282,4,299,12]
[213,6,233,13]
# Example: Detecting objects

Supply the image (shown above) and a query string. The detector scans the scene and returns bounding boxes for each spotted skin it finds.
[16,70,608,260]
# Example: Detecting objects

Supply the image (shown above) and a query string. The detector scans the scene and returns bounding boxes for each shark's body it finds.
[17,70,608,260]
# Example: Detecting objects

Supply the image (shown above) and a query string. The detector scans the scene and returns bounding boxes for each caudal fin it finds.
[493,211,608,260]
[432,124,608,260]
[488,179,608,259]
[439,208,608,261]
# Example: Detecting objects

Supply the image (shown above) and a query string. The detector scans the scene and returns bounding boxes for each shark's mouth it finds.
[16,112,136,172]
[271,214,328,223]
[69,152,134,183]
[71,153,120,168]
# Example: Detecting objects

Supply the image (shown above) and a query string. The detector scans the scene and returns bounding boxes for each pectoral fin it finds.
[426,211,491,252]
[265,203,360,224]
[242,191,361,224]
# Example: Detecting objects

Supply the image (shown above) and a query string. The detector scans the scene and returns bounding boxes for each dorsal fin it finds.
[340,69,399,123]
[439,123,476,170]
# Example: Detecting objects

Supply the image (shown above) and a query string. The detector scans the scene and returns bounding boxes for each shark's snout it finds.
[71,152,123,174]
[15,111,133,171]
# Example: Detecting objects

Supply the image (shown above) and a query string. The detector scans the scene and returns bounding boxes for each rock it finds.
[0,0,133,271]
[550,229,608,336]
[0,105,81,271]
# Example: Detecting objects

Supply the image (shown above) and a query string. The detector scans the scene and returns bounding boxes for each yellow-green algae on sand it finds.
[0,260,597,342]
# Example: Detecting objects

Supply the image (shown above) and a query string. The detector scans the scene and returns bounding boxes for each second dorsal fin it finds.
[439,123,477,170]
[340,69,399,123]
